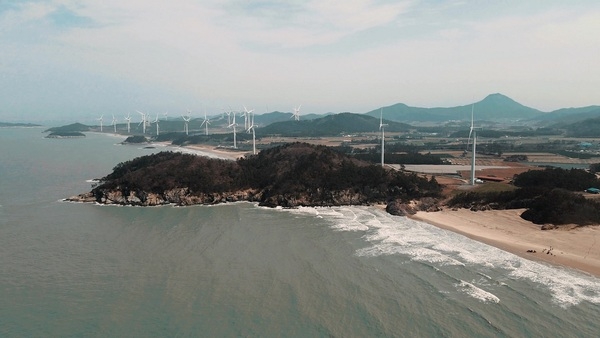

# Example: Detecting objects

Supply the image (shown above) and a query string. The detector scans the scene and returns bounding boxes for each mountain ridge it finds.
[365,93,544,123]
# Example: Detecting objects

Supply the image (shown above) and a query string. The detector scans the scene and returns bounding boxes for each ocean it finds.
[1,127,600,337]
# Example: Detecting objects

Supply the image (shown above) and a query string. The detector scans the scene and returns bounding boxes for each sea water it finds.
[1,127,600,337]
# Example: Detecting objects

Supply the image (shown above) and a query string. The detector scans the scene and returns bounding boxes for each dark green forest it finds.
[93,142,442,207]
[447,167,600,226]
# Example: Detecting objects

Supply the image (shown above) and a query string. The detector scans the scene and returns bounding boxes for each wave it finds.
[456,280,500,303]
[288,205,600,307]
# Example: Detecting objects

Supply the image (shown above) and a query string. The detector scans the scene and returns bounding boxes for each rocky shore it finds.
[65,143,443,210]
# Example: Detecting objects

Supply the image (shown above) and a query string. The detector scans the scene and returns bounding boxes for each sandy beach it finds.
[183,144,247,160]
[412,208,600,278]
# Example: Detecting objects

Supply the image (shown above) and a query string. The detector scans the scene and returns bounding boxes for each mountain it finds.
[365,93,543,122]
[257,112,411,137]
[561,116,600,137]
[530,106,600,126]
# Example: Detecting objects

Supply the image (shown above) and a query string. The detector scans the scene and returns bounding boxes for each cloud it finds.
[1,0,600,120]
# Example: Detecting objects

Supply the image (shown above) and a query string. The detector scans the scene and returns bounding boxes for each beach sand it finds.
[412,209,600,277]
[183,144,247,160]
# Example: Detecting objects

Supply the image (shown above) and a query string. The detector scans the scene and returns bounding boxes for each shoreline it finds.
[410,208,600,278]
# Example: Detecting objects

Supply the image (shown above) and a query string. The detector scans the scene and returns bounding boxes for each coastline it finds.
[411,208,600,278]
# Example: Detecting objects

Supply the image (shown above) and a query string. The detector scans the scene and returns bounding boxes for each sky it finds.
[1,0,599,123]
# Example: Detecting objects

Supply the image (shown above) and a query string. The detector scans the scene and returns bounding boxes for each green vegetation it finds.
[257,113,411,137]
[447,167,600,226]
[44,123,90,133]
[563,117,600,137]
[123,135,148,143]
[92,143,442,207]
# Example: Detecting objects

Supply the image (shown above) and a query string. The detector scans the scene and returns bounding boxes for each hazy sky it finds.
[1,0,599,122]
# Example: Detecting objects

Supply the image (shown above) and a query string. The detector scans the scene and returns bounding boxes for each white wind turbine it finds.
[228,111,238,148]
[291,105,301,121]
[243,106,254,130]
[124,113,132,133]
[163,112,168,121]
[182,111,191,135]
[111,114,117,133]
[224,106,232,125]
[200,111,210,136]
[466,104,478,185]
[97,115,104,132]
[137,111,147,134]
[153,114,160,136]
[247,110,257,154]
[379,108,388,167]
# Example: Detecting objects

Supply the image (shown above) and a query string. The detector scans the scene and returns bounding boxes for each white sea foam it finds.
[456,280,500,303]
[285,205,600,307]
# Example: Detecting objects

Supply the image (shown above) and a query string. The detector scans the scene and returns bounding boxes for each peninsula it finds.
[67,142,442,208]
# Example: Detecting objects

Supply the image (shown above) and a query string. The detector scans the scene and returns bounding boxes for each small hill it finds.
[70,143,441,208]
[533,106,600,126]
[257,113,411,137]
[44,123,91,133]
[561,117,600,137]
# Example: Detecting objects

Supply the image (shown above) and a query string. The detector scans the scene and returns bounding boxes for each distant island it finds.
[44,123,91,133]
[122,135,148,144]
[67,142,442,211]
[0,122,41,127]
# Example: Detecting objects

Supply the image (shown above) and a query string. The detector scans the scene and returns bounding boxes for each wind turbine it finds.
[224,106,232,125]
[137,111,147,134]
[200,111,210,136]
[379,108,388,167]
[467,104,477,185]
[163,112,168,121]
[97,115,104,132]
[182,111,191,135]
[153,114,160,136]
[291,105,301,121]
[124,113,132,133]
[228,111,238,148]
[247,110,256,154]
[243,106,254,130]
[111,114,117,133]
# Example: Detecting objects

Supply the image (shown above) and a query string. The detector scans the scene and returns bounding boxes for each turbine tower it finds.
[111,114,117,133]
[153,114,160,136]
[224,107,232,125]
[247,110,256,154]
[200,111,211,136]
[182,111,191,135]
[228,111,238,148]
[467,104,477,185]
[292,105,301,121]
[137,111,147,134]
[97,115,104,132]
[163,112,168,121]
[124,113,132,133]
[379,108,388,167]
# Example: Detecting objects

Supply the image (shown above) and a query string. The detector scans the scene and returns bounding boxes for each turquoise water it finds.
[1,128,600,337]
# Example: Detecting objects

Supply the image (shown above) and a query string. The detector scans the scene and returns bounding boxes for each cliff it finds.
[67,143,442,208]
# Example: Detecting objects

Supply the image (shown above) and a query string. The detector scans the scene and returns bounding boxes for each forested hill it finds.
[71,142,441,208]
